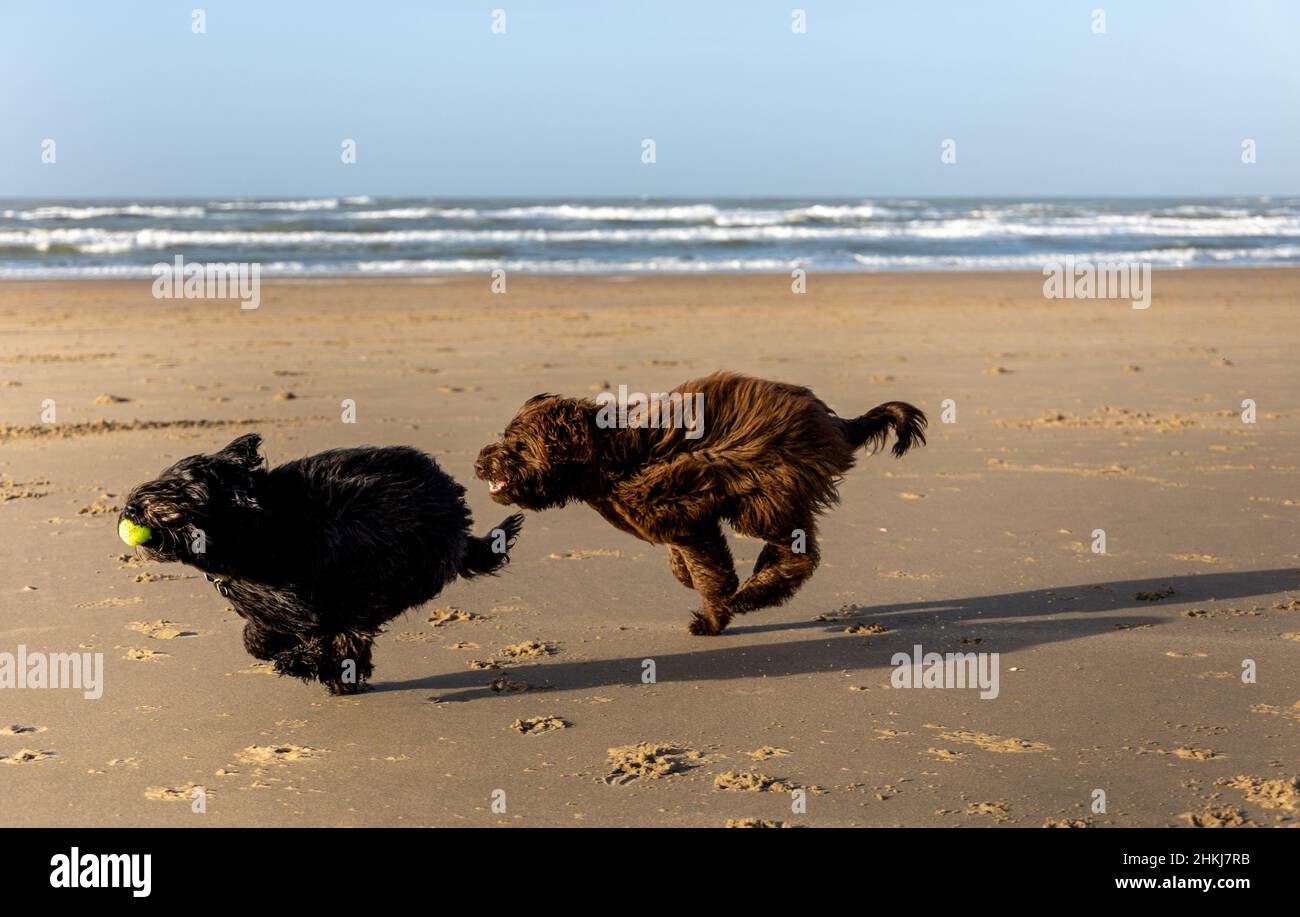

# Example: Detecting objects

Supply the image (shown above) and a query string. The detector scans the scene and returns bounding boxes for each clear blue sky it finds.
[2,1,1296,198]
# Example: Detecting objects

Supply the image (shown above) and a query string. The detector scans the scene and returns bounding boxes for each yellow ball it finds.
[118,518,152,546]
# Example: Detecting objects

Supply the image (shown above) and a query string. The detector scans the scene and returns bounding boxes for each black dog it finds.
[119,434,523,693]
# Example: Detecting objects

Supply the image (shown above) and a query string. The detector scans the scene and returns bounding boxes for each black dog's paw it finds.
[323,677,372,696]
[271,643,320,682]
[270,633,375,694]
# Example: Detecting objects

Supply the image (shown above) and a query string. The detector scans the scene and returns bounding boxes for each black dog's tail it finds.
[459,513,525,578]
[842,402,928,458]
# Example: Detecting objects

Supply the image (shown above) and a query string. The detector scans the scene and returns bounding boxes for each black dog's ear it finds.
[218,433,264,469]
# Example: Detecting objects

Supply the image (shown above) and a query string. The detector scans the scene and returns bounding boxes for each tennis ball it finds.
[118,518,152,547]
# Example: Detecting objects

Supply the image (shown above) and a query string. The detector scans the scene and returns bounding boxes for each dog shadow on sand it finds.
[375,567,1298,702]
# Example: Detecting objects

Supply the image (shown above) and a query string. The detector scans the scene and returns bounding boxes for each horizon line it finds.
[2,192,1297,202]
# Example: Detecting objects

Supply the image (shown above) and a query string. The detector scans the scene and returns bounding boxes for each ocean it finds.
[2,196,1298,278]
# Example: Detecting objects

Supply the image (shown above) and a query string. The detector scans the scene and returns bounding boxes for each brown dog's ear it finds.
[541,399,597,462]
[218,433,264,469]
[525,393,558,406]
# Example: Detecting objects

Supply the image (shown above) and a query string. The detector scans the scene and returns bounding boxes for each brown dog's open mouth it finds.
[488,479,509,494]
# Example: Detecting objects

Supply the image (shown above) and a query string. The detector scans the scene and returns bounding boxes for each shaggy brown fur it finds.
[475,372,927,635]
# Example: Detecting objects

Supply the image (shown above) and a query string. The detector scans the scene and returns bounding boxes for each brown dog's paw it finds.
[688,612,726,636]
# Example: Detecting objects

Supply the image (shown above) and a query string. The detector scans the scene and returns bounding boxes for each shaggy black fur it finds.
[119,434,523,693]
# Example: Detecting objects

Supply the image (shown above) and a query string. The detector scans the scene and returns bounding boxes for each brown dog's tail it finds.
[843,402,928,457]
[459,513,525,578]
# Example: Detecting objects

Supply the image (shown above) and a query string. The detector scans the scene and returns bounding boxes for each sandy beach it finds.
[0,269,1296,827]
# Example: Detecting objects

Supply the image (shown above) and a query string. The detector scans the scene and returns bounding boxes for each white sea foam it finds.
[6,212,1300,255]
[353,257,800,273]
[5,198,1298,277]
[850,245,1300,270]
[6,245,1299,279]
[2,204,207,221]
[478,203,723,222]
[0,260,310,279]
[207,198,340,211]
[348,207,479,220]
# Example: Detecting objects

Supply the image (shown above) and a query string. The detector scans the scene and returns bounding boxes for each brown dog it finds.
[475,372,926,635]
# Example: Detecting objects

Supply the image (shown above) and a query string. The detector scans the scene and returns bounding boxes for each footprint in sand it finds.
[548,549,621,560]
[498,640,556,660]
[121,647,169,661]
[1180,807,1253,828]
[925,725,1051,754]
[1173,747,1224,761]
[965,801,1011,822]
[427,606,481,626]
[1140,742,1224,760]
[133,572,182,583]
[127,620,198,640]
[0,725,47,736]
[746,746,791,760]
[510,716,569,735]
[393,632,435,643]
[926,748,966,763]
[235,745,325,766]
[0,478,50,501]
[1185,607,1258,619]
[234,662,277,677]
[1,749,55,764]
[76,596,143,609]
[77,498,119,516]
[713,771,820,794]
[813,604,865,622]
[1216,775,1300,814]
[488,678,530,693]
[604,743,700,785]
[144,784,206,802]
[725,818,790,828]
[1249,703,1300,723]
